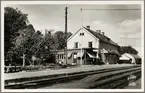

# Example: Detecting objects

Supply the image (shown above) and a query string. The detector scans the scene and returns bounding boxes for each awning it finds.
[120,55,130,60]
[129,54,141,59]
[100,49,121,56]
[103,48,108,53]
[103,49,120,56]
[87,52,96,58]
[101,48,108,53]
[110,50,120,55]
[77,51,84,57]
[67,52,72,58]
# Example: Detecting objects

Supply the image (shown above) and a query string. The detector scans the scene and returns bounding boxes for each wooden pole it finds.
[80,9,83,65]
[65,7,68,65]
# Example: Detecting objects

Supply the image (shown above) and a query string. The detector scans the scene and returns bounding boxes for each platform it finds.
[4,64,136,80]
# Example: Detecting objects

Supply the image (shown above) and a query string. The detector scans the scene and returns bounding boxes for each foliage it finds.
[120,46,138,55]
[4,7,73,66]
[53,31,72,50]
[4,7,28,56]
[33,30,56,63]
[53,31,65,50]
[14,24,36,65]
[67,32,73,39]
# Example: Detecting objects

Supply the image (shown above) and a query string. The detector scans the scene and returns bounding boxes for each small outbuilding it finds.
[119,53,141,64]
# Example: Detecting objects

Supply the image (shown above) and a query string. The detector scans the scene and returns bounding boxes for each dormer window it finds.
[80,33,84,36]
[107,38,110,41]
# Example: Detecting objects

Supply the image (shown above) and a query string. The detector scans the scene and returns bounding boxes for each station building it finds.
[56,26,120,65]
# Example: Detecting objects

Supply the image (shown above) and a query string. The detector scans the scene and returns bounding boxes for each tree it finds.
[32,30,56,64]
[14,27,57,65]
[53,31,72,50]
[14,24,36,65]
[120,46,138,55]
[4,7,73,66]
[53,31,65,50]
[4,7,29,63]
[67,32,72,39]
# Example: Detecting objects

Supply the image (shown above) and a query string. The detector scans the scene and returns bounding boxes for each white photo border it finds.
[1,1,144,92]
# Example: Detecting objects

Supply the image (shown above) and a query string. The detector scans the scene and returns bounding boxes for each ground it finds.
[124,78,141,89]
[4,64,135,80]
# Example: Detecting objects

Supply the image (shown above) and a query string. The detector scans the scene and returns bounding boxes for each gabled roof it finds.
[83,27,119,47]
[124,53,141,59]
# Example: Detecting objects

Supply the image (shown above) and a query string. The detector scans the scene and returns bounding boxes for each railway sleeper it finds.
[89,70,141,88]
[5,65,140,85]
[5,66,141,89]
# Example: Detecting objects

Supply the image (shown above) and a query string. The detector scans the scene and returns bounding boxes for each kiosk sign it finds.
[127,75,137,86]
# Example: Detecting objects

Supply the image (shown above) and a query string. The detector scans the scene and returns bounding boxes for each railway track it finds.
[89,68,141,89]
[5,65,141,89]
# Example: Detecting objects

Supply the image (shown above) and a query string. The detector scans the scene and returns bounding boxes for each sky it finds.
[5,4,142,56]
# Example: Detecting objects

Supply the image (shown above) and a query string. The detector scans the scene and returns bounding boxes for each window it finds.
[58,54,59,59]
[59,54,61,59]
[63,54,64,59]
[80,33,84,36]
[88,42,92,48]
[74,42,78,48]
[60,54,62,59]
[62,54,63,59]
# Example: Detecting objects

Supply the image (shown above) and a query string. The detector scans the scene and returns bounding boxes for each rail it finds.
[5,65,141,89]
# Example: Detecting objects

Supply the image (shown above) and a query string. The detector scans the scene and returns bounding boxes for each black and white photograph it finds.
[1,1,144,92]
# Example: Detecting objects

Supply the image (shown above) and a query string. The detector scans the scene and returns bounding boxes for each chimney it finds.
[102,32,105,35]
[96,30,101,34]
[86,26,90,29]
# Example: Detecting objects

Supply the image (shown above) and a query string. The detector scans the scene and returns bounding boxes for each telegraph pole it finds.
[65,7,68,65]
[80,8,83,65]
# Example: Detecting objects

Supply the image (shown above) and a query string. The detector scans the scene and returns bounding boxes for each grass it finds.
[5,63,79,73]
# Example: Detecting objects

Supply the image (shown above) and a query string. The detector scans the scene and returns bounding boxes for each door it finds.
[73,53,77,63]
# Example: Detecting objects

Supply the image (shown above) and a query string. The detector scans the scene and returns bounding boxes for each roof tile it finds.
[84,27,119,46]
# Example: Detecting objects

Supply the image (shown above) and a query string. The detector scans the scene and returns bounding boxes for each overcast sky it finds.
[5,4,142,56]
